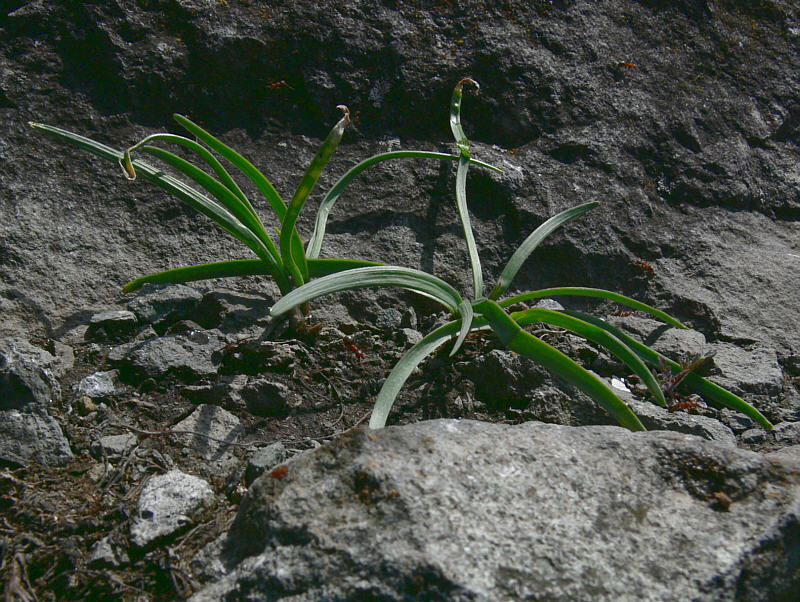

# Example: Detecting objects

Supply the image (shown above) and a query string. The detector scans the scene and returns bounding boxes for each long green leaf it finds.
[476,299,646,431]
[370,320,464,428]
[29,122,290,291]
[122,133,253,215]
[270,265,464,318]
[562,311,773,430]
[173,114,288,221]
[174,114,308,279]
[501,287,687,329]
[123,257,382,293]
[450,77,478,155]
[140,146,279,262]
[451,301,474,357]
[280,106,350,286]
[509,307,665,407]
[489,202,599,300]
[306,150,502,259]
[306,258,383,277]
[455,153,483,299]
[450,78,483,299]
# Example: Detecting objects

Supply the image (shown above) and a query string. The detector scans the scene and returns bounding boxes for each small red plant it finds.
[343,337,365,360]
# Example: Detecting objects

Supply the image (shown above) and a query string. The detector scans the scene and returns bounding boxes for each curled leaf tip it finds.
[336,105,351,123]
[119,151,137,181]
[456,77,480,92]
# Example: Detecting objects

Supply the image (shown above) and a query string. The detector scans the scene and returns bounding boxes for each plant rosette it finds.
[270,79,772,433]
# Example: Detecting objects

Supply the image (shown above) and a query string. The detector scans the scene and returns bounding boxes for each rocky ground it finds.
[2,281,799,599]
[2,0,800,599]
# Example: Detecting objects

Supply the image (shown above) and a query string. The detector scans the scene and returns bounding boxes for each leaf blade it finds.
[270,265,463,318]
[563,311,773,430]
[476,299,646,431]
[501,287,687,329]
[370,320,464,429]
[280,107,350,285]
[306,150,501,259]
[489,202,599,300]
[510,307,666,406]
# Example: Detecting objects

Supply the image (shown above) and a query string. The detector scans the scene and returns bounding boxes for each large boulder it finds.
[194,419,800,601]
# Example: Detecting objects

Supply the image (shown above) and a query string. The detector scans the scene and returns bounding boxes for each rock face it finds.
[194,420,800,601]
[2,0,799,366]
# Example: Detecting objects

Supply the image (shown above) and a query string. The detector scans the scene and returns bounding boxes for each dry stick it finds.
[101,444,141,495]
[316,408,371,441]
[317,371,346,428]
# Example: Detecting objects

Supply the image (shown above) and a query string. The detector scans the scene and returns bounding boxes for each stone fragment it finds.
[400,307,417,330]
[0,339,72,466]
[605,314,666,342]
[173,404,242,460]
[375,307,403,332]
[0,410,73,467]
[88,535,129,568]
[650,327,708,359]
[194,291,274,333]
[127,284,203,332]
[91,433,138,459]
[130,470,215,548]
[86,310,138,340]
[0,338,62,410]
[194,420,800,601]
[181,375,248,409]
[772,421,800,446]
[240,378,292,417]
[627,399,736,445]
[76,396,96,416]
[108,329,227,382]
[75,370,120,399]
[399,328,423,347]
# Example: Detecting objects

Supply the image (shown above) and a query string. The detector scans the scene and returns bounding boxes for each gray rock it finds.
[605,315,666,342]
[375,307,403,332]
[2,1,800,371]
[181,374,248,410]
[194,291,275,334]
[766,445,800,464]
[87,535,129,568]
[399,327,423,347]
[400,307,418,330]
[75,370,121,399]
[772,421,800,447]
[0,339,72,466]
[173,404,242,460]
[194,420,800,601]
[86,310,137,341]
[130,470,215,548]
[126,284,204,332]
[0,338,62,411]
[245,442,288,487]
[0,410,73,467]
[91,433,138,460]
[650,327,708,360]
[108,329,227,383]
[707,343,784,397]
[240,378,292,417]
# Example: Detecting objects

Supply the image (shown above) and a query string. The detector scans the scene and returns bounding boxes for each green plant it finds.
[29,108,499,297]
[270,79,773,432]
